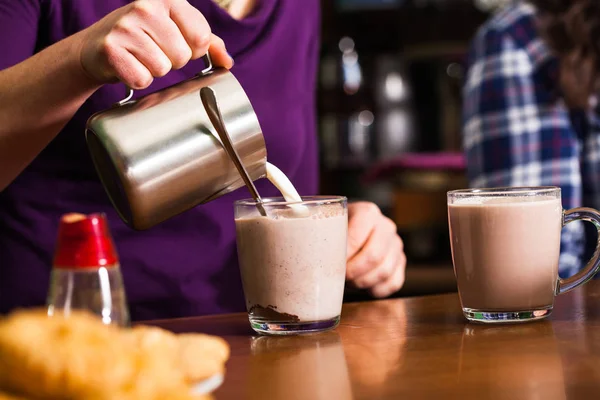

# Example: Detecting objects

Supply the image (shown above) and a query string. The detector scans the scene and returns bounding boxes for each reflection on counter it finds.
[247,332,353,400]
[455,324,566,400]
[340,299,407,398]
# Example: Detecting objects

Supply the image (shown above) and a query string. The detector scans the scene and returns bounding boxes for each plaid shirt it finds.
[463,2,600,278]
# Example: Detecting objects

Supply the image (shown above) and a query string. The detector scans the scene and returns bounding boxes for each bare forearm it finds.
[0,32,101,190]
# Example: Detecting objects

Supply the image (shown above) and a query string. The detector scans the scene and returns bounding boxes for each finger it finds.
[370,252,406,298]
[208,34,234,69]
[124,30,173,78]
[168,0,213,60]
[140,16,193,70]
[346,203,380,259]
[347,217,397,280]
[353,244,398,289]
[106,43,154,89]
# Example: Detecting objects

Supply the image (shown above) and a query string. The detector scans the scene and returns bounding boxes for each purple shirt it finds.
[0,0,320,320]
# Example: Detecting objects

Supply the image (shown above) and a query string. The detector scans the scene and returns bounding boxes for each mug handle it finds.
[115,53,215,106]
[557,207,600,294]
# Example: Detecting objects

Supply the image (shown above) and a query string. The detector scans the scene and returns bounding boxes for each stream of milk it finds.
[265,162,309,216]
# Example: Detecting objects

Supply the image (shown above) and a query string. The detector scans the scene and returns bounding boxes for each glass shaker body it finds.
[47,213,130,326]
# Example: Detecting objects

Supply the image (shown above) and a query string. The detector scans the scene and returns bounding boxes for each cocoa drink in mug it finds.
[447,187,600,323]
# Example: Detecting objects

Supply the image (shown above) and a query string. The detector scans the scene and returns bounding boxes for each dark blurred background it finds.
[317,0,498,299]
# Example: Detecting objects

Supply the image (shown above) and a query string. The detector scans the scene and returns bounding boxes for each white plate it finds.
[190,373,224,395]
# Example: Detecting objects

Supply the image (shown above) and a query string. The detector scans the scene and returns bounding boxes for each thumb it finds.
[347,210,376,260]
[207,34,234,69]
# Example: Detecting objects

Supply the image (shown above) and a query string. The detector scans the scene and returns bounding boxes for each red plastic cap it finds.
[53,213,119,268]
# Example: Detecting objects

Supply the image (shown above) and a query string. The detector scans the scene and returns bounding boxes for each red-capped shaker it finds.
[46,213,130,326]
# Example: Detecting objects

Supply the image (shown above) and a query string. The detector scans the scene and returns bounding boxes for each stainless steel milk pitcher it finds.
[85,54,267,230]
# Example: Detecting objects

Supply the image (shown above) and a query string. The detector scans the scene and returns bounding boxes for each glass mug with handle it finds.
[447,186,600,323]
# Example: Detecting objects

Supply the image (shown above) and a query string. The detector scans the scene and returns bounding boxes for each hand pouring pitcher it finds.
[85,54,267,230]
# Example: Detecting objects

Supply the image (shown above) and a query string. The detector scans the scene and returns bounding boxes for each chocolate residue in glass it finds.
[248,304,300,322]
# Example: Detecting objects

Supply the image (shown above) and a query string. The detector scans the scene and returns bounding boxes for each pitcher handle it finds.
[557,207,600,295]
[199,52,214,75]
[116,53,215,106]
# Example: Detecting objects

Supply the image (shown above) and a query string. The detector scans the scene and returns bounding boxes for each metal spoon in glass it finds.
[200,87,267,217]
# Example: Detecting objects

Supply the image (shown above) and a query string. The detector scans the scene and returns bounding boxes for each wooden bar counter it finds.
[146,281,600,399]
